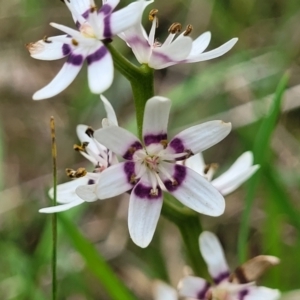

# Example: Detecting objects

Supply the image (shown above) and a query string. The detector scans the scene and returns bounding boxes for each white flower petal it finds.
[183,153,206,176]
[48,177,88,204]
[87,44,113,94]
[101,0,120,11]
[149,36,193,69]
[186,38,238,63]
[143,96,171,147]
[153,281,178,300]
[188,31,211,57]
[211,151,259,196]
[39,198,85,213]
[162,163,225,216]
[178,276,210,299]
[166,120,231,157]
[243,286,281,300]
[128,174,163,248]
[100,95,118,126]
[199,231,230,283]
[33,48,87,100]
[96,162,136,199]
[94,126,142,159]
[28,36,72,60]
[108,0,149,36]
[50,22,84,41]
[76,184,98,202]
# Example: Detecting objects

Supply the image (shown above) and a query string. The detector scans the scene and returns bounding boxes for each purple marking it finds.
[144,133,167,146]
[214,271,230,284]
[128,36,150,48]
[62,44,71,56]
[169,137,185,153]
[67,53,83,66]
[98,4,112,15]
[124,161,136,185]
[196,281,210,300]
[238,289,249,300]
[134,183,162,200]
[164,164,186,192]
[103,16,112,38]
[152,51,175,64]
[86,46,108,65]
[88,179,95,185]
[82,9,89,19]
[123,141,143,160]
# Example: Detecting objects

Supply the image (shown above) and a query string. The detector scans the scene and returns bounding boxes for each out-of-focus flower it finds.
[182,151,259,196]
[40,95,118,213]
[178,231,281,300]
[88,96,231,247]
[27,0,149,100]
[153,281,178,300]
[120,7,238,69]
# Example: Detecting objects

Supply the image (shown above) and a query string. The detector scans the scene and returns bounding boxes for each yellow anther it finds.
[168,22,182,34]
[72,39,79,46]
[73,142,89,152]
[149,9,158,21]
[183,24,193,36]
[66,167,87,178]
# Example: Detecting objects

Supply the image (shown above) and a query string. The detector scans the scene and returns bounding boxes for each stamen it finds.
[72,39,79,46]
[203,163,218,174]
[73,142,89,152]
[90,5,98,13]
[66,167,87,178]
[160,139,168,149]
[150,188,158,196]
[149,9,158,21]
[130,174,137,184]
[43,36,52,44]
[168,22,182,34]
[85,127,94,137]
[183,24,193,36]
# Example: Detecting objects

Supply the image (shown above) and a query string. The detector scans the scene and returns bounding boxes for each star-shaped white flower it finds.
[183,151,259,196]
[178,231,281,300]
[87,96,231,247]
[27,0,149,100]
[40,95,118,213]
[120,6,238,69]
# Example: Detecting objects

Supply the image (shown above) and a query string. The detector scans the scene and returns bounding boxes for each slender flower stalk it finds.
[50,117,57,300]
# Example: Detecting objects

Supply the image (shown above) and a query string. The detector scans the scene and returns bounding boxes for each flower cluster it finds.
[28,0,282,298]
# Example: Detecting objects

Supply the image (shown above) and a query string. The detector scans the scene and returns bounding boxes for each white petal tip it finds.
[39,208,55,214]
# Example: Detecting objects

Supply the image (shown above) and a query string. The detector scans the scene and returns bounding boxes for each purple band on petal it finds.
[62,44,71,56]
[152,51,175,64]
[103,16,112,38]
[239,289,249,300]
[144,134,167,146]
[134,183,162,200]
[98,4,113,15]
[67,53,84,66]
[196,281,210,300]
[169,138,185,153]
[82,9,89,19]
[88,179,95,185]
[124,162,136,185]
[86,46,108,65]
[127,36,150,48]
[214,271,230,284]
[164,164,186,192]
[123,141,143,160]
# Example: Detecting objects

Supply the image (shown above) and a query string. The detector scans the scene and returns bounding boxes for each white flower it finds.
[119,7,238,69]
[183,152,259,196]
[153,281,178,300]
[40,95,118,213]
[178,231,281,300]
[27,0,149,100]
[87,96,231,247]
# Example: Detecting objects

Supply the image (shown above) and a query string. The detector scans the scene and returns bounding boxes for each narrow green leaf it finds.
[58,214,138,300]
[238,73,289,262]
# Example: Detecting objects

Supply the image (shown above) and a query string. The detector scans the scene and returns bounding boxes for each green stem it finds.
[109,44,207,278]
[50,117,57,300]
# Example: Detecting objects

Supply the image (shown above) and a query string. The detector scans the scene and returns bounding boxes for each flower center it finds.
[205,288,230,300]
[80,23,96,38]
[144,155,160,172]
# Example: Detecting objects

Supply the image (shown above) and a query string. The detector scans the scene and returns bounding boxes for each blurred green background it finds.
[0,0,300,299]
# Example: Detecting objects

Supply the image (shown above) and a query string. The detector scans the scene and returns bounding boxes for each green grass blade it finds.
[58,214,138,300]
[238,73,289,262]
